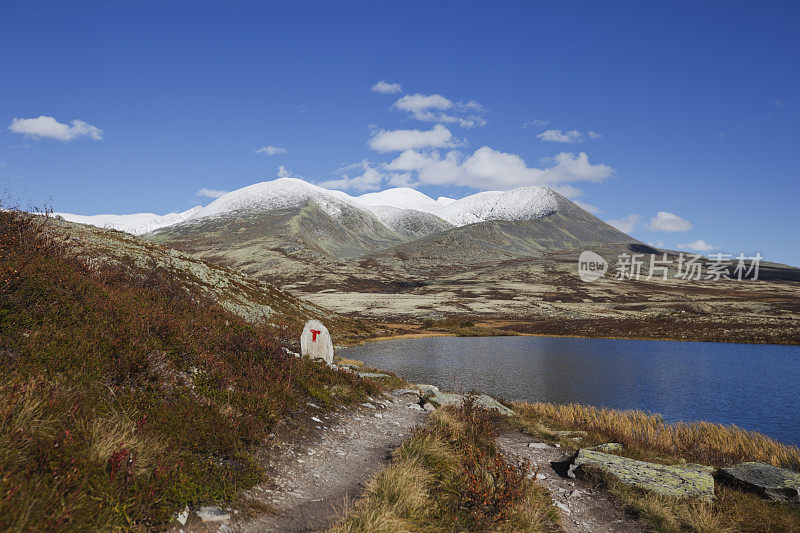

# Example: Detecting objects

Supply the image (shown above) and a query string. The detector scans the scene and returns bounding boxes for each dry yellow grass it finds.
[82,411,165,476]
[331,403,560,532]
[513,401,800,469]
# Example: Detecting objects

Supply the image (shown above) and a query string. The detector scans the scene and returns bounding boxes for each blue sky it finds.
[1,1,799,265]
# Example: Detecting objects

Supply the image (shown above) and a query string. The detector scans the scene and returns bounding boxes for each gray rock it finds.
[527,442,552,449]
[406,403,424,411]
[718,462,800,504]
[554,430,589,438]
[197,506,231,522]
[176,505,189,525]
[357,372,392,379]
[592,442,625,453]
[568,449,715,502]
[416,384,514,416]
[423,402,435,412]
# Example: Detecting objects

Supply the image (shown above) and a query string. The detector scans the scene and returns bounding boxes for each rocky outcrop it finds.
[568,449,715,502]
[417,384,514,416]
[718,462,800,504]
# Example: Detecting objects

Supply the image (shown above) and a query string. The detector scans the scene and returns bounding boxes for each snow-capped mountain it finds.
[56,177,560,236]
[56,177,638,287]
[54,206,203,235]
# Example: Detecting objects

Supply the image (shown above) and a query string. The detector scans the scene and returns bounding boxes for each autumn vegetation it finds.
[332,398,559,532]
[0,210,379,530]
[513,401,800,532]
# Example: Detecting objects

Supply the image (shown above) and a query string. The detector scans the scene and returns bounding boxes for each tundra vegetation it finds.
[0,210,380,531]
[332,398,560,532]
[512,401,800,532]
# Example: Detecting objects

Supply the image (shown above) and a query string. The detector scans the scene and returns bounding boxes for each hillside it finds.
[0,211,382,530]
[359,193,640,273]
[57,178,800,345]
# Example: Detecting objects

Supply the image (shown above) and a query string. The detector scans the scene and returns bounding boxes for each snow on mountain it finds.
[57,178,562,236]
[354,187,444,213]
[351,184,557,226]
[362,205,453,237]
[55,206,203,236]
[438,186,558,226]
[188,178,353,219]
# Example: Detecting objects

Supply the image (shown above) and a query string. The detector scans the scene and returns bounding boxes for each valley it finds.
[99,178,800,346]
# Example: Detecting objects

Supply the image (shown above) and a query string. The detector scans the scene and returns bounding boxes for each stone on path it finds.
[568,449,715,502]
[197,506,231,522]
[300,320,334,365]
[719,462,800,504]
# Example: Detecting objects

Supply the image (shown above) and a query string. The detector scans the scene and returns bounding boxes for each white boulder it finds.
[301,320,334,365]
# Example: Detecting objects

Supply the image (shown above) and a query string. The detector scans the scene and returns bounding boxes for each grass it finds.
[420,317,519,337]
[0,211,381,531]
[512,401,800,532]
[580,466,800,533]
[331,398,560,532]
[512,401,800,469]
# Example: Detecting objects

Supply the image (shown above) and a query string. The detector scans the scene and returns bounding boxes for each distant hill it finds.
[121,178,637,286]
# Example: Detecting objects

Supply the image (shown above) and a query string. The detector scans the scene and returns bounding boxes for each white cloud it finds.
[677,239,715,252]
[607,214,642,234]
[537,129,583,143]
[384,148,613,191]
[254,145,287,155]
[371,81,402,94]
[368,124,458,152]
[8,116,103,141]
[277,165,298,178]
[317,160,385,192]
[588,131,602,139]
[197,187,229,199]
[648,240,665,248]
[648,211,692,232]
[393,93,487,128]
[521,119,549,129]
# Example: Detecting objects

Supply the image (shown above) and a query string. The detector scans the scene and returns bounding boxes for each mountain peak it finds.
[56,178,567,235]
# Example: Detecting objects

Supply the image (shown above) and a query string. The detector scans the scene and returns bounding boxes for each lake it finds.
[340,336,800,445]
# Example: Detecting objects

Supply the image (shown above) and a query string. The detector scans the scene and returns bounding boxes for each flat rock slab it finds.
[719,462,800,504]
[357,372,392,379]
[569,449,715,502]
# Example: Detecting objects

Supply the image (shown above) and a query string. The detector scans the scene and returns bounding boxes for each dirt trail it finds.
[498,430,647,533]
[175,400,648,532]
[237,394,427,532]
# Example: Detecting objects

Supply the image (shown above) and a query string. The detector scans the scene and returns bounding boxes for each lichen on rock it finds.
[568,449,715,501]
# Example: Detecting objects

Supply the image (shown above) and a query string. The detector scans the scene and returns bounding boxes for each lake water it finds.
[341,336,800,445]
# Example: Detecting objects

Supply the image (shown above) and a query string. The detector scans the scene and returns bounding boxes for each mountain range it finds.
[55,178,800,345]
[58,178,639,283]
